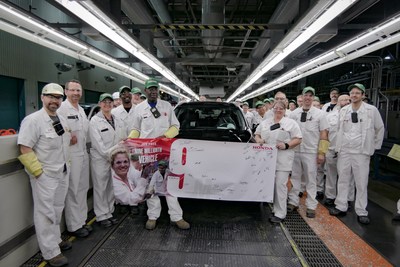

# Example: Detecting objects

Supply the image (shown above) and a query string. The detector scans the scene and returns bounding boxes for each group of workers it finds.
[16,77,396,266]
[241,85,387,225]
[17,78,187,267]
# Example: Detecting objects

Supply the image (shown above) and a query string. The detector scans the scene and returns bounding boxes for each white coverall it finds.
[243,111,256,129]
[254,113,265,125]
[111,104,135,139]
[18,108,70,260]
[131,99,179,138]
[112,173,147,205]
[334,102,384,216]
[131,99,182,221]
[89,112,123,221]
[325,108,355,201]
[397,199,400,214]
[255,117,302,219]
[288,107,329,210]
[147,169,184,222]
[57,100,89,232]
[316,104,337,194]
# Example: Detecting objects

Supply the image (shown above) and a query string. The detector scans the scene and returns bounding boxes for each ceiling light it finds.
[0,1,191,101]
[56,0,198,99]
[55,63,73,72]
[227,0,357,102]
[241,13,400,101]
[104,75,116,82]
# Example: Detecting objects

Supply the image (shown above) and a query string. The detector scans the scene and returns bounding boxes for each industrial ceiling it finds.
[2,0,400,101]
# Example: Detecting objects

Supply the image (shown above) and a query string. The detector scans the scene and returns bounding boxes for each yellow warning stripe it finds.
[156,25,267,30]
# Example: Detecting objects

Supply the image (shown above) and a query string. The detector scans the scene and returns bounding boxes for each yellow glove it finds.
[318,139,330,155]
[18,151,43,177]
[164,126,179,138]
[128,129,140,138]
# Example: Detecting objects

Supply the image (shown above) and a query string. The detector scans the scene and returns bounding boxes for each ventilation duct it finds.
[202,0,225,59]
[199,85,225,97]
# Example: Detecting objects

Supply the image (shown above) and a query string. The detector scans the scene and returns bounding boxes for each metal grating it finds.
[83,201,302,267]
[283,211,343,267]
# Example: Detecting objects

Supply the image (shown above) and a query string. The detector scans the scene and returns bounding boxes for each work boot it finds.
[269,216,283,224]
[306,209,316,218]
[316,191,324,200]
[287,204,298,212]
[99,219,112,228]
[46,253,68,267]
[358,216,370,225]
[324,198,335,207]
[83,224,93,232]
[109,217,119,225]
[347,201,353,212]
[145,219,157,230]
[172,219,190,230]
[130,206,139,215]
[329,207,347,217]
[70,227,89,237]
[58,240,72,251]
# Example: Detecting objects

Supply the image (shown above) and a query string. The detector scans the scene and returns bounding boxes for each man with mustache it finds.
[18,83,71,266]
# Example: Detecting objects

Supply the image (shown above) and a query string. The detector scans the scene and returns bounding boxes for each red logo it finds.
[252,145,273,150]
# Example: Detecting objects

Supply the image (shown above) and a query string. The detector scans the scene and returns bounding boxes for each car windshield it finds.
[176,104,245,130]
[174,102,251,142]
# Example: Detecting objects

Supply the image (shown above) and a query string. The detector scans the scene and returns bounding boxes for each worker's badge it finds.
[150,107,161,118]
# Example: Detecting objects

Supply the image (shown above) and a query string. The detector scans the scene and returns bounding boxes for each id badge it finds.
[151,107,161,118]
[270,123,280,131]
[300,112,307,122]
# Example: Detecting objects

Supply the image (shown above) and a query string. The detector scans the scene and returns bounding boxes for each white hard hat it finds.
[112,92,120,100]
[42,83,64,96]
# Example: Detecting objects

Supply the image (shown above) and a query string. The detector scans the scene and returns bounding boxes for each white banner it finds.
[167,139,277,202]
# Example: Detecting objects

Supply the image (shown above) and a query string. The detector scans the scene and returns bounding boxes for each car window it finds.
[176,104,246,130]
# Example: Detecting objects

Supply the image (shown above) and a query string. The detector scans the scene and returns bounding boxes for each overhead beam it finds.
[123,23,289,30]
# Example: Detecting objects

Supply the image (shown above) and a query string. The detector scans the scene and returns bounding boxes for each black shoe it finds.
[46,253,68,267]
[138,202,147,216]
[324,198,335,207]
[70,227,89,237]
[316,191,324,200]
[287,204,298,212]
[59,240,72,251]
[269,216,283,224]
[130,206,139,215]
[298,192,304,198]
[83,224,93,232]
[347,201,353,212]
[109,217,119,225]
[392,213,400,221]
[306,209,316,218]
[99,219,112,228]
[358,215,370,225]
[329,207,347,217]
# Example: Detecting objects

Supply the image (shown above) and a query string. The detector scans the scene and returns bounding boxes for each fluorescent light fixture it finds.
[0,3,87,51]
[56,0,198,99]
[227,0,357,102]
[0,1,191,101]
[241,13,400,101]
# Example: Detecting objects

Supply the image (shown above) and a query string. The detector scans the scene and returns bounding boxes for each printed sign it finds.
[123,138,277,202]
